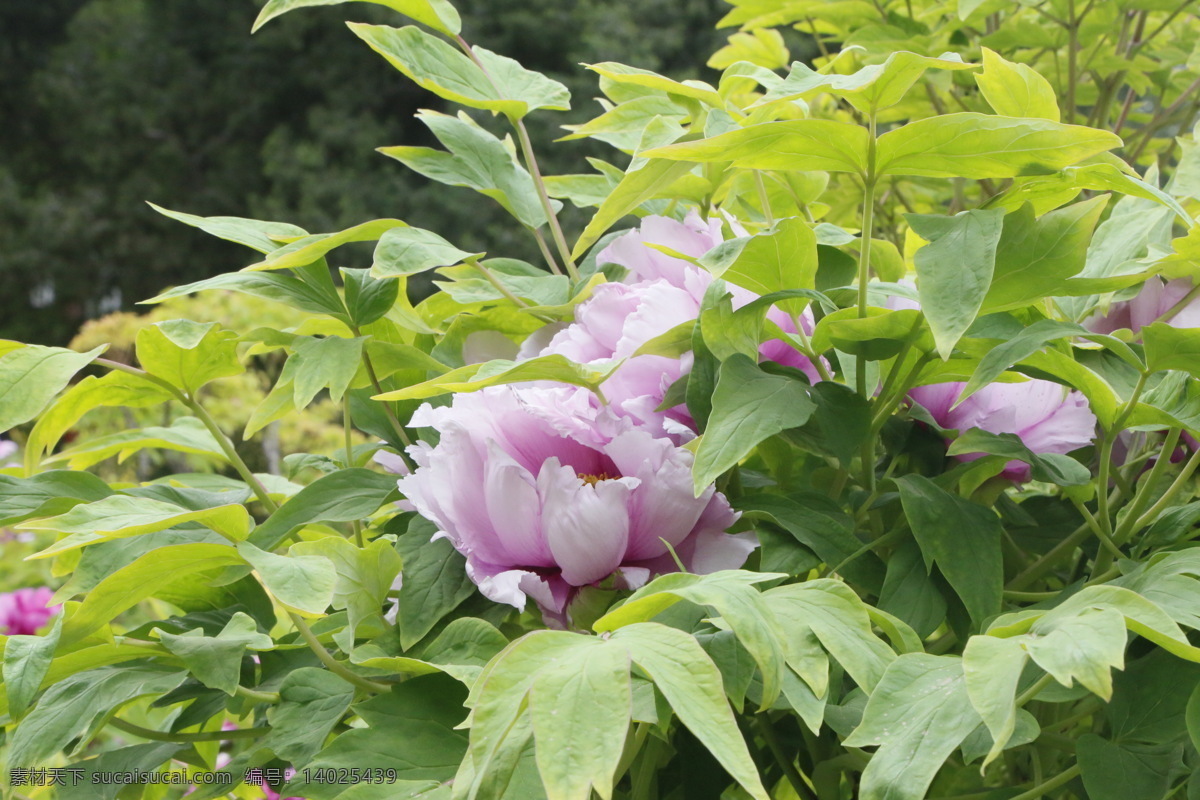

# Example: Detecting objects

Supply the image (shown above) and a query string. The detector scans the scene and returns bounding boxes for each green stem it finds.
[352,328,415,456]
[1129,0,1195,56]
[1066,0,1079,123]
[1016,672,1056,707]
[1069,496,1124,561]
[786,312,833,382]
[184,392,279,514]
[857,115,878,323]
[451,33,576,279]
[1007,521,1093,591]
[1110,427,1181,543]
[471,259,554,322]
[755,716,816,800]
[289,611,390,694]
[1127,442,1200,537]
[1007,764,1081,800]
[110,717,268,742]
[512,117,579,281]
[530,227,562,275]
[343,395,366,548]
[754,171,775,227]
[235,685,281,704]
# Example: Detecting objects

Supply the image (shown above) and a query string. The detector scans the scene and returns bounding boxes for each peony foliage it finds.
[4,0,1200,798]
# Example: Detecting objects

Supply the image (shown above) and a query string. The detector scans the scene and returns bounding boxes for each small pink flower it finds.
[395,385,752,616]
[909,380,1096,481]
[0,587,58,635]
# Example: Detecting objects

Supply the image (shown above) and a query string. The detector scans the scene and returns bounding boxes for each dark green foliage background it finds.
[0,0,745,345]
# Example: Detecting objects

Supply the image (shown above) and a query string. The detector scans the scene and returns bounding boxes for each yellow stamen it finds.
[577,472,612,486]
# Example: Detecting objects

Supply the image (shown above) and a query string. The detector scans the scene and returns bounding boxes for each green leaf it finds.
[1144,322,1200,378]
[735,492,885,593]
[8,663,187,767]
[380,111,550,230]
[693,354,816,494]
[61,543,245,645]
[705,217,818,297]
[143,269,347,317]
[238,542,337,617]
[3,616,62,718]
[782,381,872,467]
[373,355,613,402]
[287,675,468,799]
[249,468,399,550]
[616,623,769,800]
[878,541,946,639]
[587,62,723,106]
[764,580,896,694]
[962,634,1028,768]
[948,428,1091,486]
[252,0,462,36]
[261,667,356,763]
[348,25,568,118]
[594,571,788,710]
[0,343,106,432]
[373,226,480,278]
[1110,650,1200,746]
[983,198,1106,312]
[342,267,400,326]
[0,471,113,528]
[22,495,251,558]
[245,218,408,272]
[571,158,698,259]
[757,51,974,113]
[53,743,187,800]
[644,120,869,174]
[291,335,367,407]
[155,612,273,695]
[877,113,1122,178]
[353,617,508,685]
[460,631,580,798]
[147,202,307,253]
[1077,734,1176,800]
[974,48,1059,121]
[292,537,401,649]
[530,640,631,800]
[134,319,243,394]
[24,371,175,469]
[844,654,983,800]
[811,307,928,361]
[908,209,1005,359]
[897,475,1002,625]
[1033,607,1128,701]
[396,517,477,648]
[958,319,1089,404]
[46,416,228,470]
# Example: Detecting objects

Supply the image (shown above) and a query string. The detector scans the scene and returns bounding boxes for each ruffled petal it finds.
[538,461,637,586]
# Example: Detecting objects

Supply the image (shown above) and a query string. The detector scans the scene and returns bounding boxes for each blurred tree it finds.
[0,0,764,345]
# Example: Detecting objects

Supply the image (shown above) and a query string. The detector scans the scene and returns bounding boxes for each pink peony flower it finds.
[0,587,59,636]
[0,439,16,465]
[1084,277,1200,335]
[531,280,701,438]
[395,385,752,616]
[597,210,732,297]
[524,214,823,436]
[909,380,1096,481]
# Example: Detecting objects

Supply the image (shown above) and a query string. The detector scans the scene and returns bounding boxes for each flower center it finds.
[577,471,614,486]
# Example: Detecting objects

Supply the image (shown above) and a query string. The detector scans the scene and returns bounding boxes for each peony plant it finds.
[3,1,1200,799]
